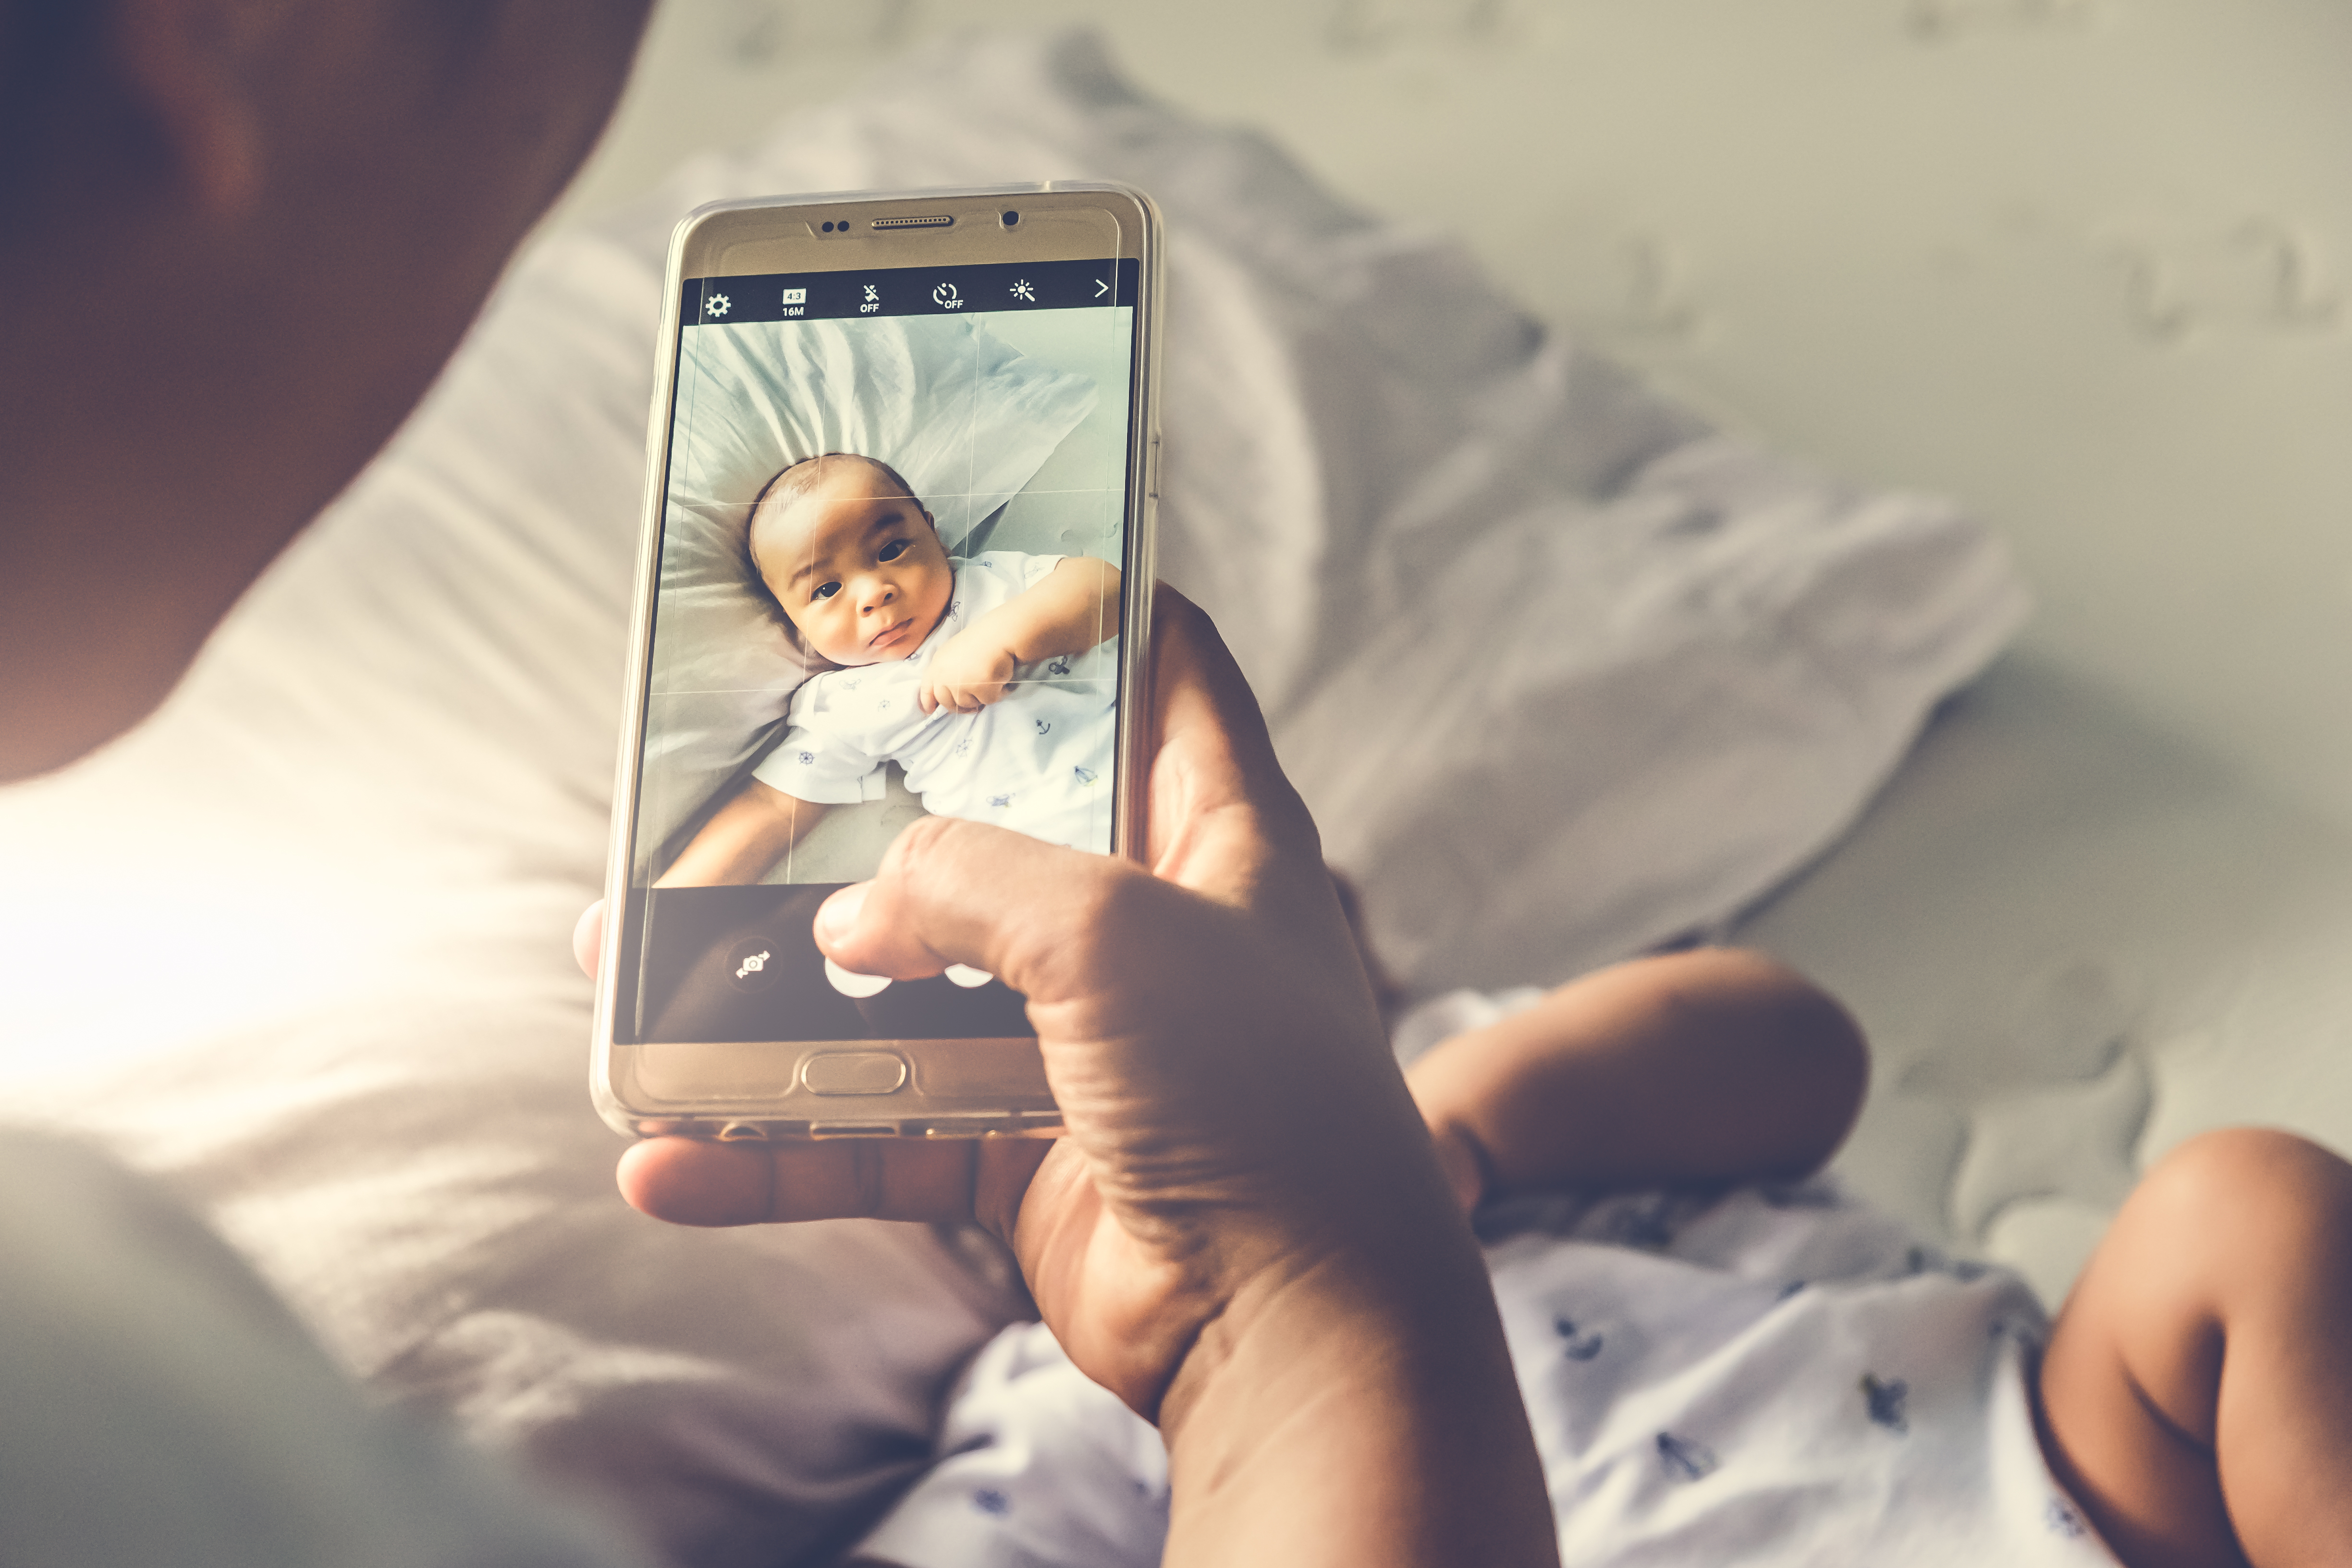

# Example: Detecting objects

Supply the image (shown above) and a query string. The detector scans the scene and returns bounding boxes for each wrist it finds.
[1154,1199,1557,1567]
[950,627,1021,675]
[954,603,1031,666]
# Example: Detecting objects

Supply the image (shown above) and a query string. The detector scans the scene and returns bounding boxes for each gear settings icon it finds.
[703,293,732,318]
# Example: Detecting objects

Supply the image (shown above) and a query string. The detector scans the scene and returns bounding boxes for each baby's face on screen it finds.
[750,457,952,667]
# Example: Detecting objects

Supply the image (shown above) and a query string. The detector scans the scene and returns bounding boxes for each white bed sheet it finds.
[1735,654,2352,1305]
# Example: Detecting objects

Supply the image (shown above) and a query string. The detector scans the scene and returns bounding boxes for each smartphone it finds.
[592,184,1163,1141]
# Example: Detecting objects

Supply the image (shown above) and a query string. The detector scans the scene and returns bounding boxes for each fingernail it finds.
[814,882,869,944]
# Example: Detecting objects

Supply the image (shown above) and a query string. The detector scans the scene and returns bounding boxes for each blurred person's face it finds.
[0,0,653,781]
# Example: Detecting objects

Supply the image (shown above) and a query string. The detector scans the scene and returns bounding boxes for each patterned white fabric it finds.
[853,1185,2119,1568]
[851,1323,1167,1568]
[753,553,1118,853]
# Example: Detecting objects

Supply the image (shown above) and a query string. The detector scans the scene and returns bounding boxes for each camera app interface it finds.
[615,253,1139,1044]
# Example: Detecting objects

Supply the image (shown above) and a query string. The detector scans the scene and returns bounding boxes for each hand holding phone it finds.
[601,592,1563,1565]
[587,186,1559,1567]
[611,593,1425,1406]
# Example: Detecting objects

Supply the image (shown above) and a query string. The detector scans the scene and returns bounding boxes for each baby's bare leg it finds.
[1405,949,1868,1211]
[2038,1128,2352,1568]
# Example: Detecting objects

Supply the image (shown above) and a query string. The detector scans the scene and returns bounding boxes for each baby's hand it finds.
[919,630,1019,714]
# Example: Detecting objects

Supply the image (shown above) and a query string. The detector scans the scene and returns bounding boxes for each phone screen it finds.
[611,250,1143,1047]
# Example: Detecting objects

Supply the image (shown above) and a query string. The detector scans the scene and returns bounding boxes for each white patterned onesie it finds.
[752,551,1117,854]
[847,993,2127,1568]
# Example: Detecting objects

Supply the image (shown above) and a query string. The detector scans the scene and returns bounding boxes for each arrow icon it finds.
[1094,278,1110,298]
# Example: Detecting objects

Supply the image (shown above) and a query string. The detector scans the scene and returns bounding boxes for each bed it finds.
[5,8,2351,1566]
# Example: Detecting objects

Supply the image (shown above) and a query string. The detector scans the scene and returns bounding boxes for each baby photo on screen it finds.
[634,301,1135,893]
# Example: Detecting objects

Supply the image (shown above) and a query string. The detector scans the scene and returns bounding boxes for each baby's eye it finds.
[878,539,909,563]
[812,581,841,601]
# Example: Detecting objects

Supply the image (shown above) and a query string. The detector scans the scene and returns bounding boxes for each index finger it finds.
[616,1129,1050,1235]
[1135,586,1321,898]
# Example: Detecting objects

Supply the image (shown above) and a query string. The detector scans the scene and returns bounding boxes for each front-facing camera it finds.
[1000,210,1020,228]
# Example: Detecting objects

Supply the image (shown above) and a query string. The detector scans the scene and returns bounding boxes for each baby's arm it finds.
[654,778,831,887]
[1406,949,1869,1212]
[919,556,1122,715]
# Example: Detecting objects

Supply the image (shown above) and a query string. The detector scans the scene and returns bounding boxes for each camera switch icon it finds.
[724,935,782,992]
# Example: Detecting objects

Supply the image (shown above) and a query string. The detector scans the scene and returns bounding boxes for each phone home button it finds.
[800,1051,910,1097]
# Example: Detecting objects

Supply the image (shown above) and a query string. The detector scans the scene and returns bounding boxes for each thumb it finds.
[812,817,1128,1009]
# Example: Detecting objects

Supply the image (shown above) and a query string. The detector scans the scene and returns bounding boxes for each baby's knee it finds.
[2133,1127,2352,1252]
[1681,949,1869,1098]
[2078,1129,2352,1336]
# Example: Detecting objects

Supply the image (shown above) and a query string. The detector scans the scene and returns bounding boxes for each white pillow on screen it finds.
[640,316,1094,858]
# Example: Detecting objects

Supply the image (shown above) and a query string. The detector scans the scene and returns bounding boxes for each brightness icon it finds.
[1009,279,1035,302]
